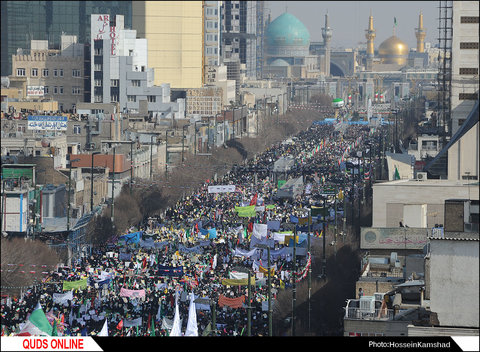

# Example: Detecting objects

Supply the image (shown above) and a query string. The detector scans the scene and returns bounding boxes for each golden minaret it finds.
[415,11,426,53]
[365,11,376,58]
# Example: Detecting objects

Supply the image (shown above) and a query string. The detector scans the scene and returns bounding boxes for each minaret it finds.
[322,12,333,76]
[415,11,426,53]
[365,11,376,59]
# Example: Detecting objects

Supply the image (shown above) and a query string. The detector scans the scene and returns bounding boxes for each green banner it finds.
[234,205,256,218]
[62,278,87,291]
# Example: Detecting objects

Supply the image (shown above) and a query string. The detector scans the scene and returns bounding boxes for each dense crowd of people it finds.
[1,119,380,337]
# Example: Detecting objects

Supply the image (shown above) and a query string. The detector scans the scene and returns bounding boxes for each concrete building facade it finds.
[132,1,204,88]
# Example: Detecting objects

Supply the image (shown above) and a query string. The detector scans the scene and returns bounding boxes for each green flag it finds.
[150,316,155,336]
[52,319,58,336]
[394,165,400,180]
[234,205,256,218]
[18,303,52,336]
[62,278,88,291]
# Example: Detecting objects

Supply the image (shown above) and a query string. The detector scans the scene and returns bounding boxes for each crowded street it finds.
[1,119,380,337]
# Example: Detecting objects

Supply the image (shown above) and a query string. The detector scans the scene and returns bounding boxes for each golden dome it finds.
[378,35,409,65]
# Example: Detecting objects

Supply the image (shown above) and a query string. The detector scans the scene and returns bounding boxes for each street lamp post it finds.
[111,145,117,232]
[90,152,100,212]
[67,158,80,233]
[182,124,190,162]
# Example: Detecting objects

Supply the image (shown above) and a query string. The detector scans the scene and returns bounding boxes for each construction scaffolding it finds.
[436,0,452,141]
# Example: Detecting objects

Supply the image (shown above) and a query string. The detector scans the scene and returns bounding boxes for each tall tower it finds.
[365,11,376,58]
[415,11,426,53]
[322,12,332,77]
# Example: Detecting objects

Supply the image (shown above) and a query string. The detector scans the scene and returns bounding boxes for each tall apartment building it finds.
[450,1,479,136]
[1,1,132,82]
[90,15,183,116]
[10,35,84,112]
[132,1,204,89]
[204,1,222,69]
[220,1,260,79]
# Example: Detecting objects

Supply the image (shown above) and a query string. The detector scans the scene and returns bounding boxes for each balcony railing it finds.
[344,307,395,320]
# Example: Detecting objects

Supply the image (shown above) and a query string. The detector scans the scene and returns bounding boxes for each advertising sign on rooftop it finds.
[27,115,68,131]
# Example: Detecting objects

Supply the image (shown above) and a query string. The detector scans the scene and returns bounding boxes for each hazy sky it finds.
[265,1,439,49]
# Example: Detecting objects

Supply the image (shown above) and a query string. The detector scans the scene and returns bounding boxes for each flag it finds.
[249,193,258,206]
[116,319,123,330]
[17,302,52,336]
[51,320,58,336]
[235,205,256,218]
[290,215,299,224]
[98,319,108,337]
[394,17,397,26]
[150,316,156,337]
[394,165,400,180]
[169,301,182,336]
[185,292,198,336]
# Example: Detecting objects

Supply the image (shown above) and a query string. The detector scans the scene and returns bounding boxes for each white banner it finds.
[27,86,44,97]
[207,185,236,194]
[252,223,268,240]
[52,291,73,306]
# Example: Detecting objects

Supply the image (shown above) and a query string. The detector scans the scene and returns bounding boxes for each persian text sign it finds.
[27,116,67,131]
[27,86,44,97]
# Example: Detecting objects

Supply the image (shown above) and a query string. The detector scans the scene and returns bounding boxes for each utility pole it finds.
[150,135,154,179]
[91,152,100,212]
[111,145,116,232]
[130,141,134,194]
[267,246,272,336]
[291,223,297,336]
[247,270,252,336]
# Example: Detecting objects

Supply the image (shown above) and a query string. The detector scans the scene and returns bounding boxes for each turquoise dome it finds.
[266,13,310,47]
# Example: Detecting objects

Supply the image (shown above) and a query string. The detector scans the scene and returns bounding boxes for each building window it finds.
[459,93,478,100]
[111,79,119,87]
[73,125,81,134]
[72,69,81,77]
[94,95,103,103]
[42,68,49,77]
[44,86,49,94]
[147,95,156,103]
[94,64,102,71]
[59,86,64,94]
[72,87,81,95]
[459,68,479,75]
[53,86,58,94]
[460,16,479,23]
[131,80,141,87]
[16,68,26,76]
[460,42,479,49]
[111,95,119,103]
[53,69,58,77]
[94,79,102,87]
[94,47,103,56]
[127,95,136,102]
[59,69,63,77]
[31,68,38,77]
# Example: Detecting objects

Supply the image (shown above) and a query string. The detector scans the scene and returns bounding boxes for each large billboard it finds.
[27,115,68,131]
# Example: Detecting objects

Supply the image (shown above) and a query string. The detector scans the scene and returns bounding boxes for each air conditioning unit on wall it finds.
[416,172,427,180]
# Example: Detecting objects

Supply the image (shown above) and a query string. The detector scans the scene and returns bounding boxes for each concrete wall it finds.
[428,238,479,327]
[372,180,479,228]
[448,121,479,182]
[344,319,409,336]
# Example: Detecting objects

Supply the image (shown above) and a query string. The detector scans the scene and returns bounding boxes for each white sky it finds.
[265,1,439,49]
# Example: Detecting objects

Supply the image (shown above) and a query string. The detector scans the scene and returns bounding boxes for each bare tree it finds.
[1,237,60,296]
